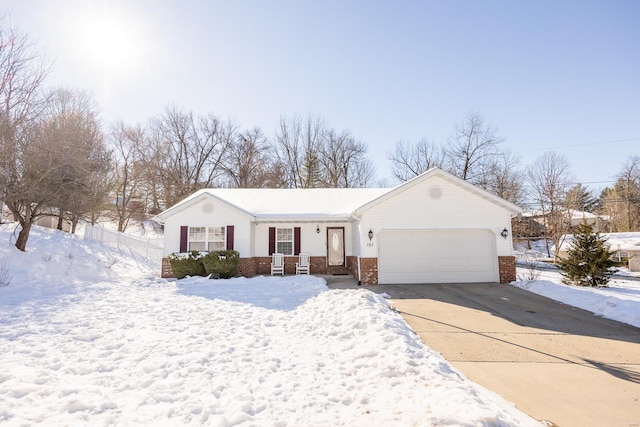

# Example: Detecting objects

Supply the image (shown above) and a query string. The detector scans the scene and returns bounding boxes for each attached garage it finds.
[378,229,498,284]
[354,169,521,285]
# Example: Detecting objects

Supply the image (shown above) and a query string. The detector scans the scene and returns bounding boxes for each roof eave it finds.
[154,190,255,223]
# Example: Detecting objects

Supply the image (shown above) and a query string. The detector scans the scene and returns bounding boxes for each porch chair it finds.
[296,252,310,275]
[270,253,285,275]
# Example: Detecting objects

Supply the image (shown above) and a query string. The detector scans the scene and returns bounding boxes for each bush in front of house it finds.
[201,250,239,279]
[168,251,207,279]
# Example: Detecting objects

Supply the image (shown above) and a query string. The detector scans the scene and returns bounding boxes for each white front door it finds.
[327,227,345,266]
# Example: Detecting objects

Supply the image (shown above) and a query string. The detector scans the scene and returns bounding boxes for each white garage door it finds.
[378,229,497,284]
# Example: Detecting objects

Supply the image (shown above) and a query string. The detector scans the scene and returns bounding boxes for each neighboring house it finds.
[0,205,72,232]
[521,210,609,235]
[555,232,640,272]
[155,168,522,285]
[568,210,609,231]
[35,215,72,233]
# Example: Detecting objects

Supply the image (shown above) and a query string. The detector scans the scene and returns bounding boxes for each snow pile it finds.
[0,225,540,426]
[514,268,640,328]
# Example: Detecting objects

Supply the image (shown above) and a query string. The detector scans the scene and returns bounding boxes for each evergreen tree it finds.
[558,221,615,287]
[566,183,598,212]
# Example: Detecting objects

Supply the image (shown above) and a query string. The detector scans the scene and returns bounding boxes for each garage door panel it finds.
[378,229,497,284]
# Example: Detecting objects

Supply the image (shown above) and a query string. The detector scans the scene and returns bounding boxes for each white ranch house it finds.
[155,168,522,285]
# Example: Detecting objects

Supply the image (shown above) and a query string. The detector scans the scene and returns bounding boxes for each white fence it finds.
[83,224,164,266]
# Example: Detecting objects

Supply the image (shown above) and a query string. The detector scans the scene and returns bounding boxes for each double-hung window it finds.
[276,227,293,255]
[189,226,225,252]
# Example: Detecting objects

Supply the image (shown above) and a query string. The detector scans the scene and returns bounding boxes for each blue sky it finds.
[6,0,640,192]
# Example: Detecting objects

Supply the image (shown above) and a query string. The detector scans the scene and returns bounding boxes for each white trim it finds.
[354,168,522,216]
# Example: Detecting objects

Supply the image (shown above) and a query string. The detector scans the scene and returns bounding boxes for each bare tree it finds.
[599,156,640,232]
[222,127,282,188]
[275,114,374,188]
[146,105,235,207]
[0,17,51,250]
[388,138,445,182]
[5,118,69,249]
[525,151,575,259]
[319,129,374,188]
[110,121,147,232]
[43,88,110,232]
[274,114,325,188]
[445,111,505,184]
[617,156,640,231]
[477,150,524,205]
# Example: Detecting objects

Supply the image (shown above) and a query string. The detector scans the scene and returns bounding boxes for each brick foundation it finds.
[164,255,515,285]
[161,255,356,278]
[161,258,175,278]
[498,256,516,284]
[238,258,257,277]
[359,257,378,286]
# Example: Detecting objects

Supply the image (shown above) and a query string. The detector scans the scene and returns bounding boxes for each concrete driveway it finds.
[326,278,640,427]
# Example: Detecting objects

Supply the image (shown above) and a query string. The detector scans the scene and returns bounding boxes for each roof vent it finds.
[430,186,442,199]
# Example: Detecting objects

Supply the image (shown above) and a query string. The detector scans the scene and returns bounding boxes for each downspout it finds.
[351,211,363,286]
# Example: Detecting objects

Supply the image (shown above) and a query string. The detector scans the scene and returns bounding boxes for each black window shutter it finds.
[180,226,188,252]
[268,227,276,255]
[294,227,301,255]
[226,225,234,250]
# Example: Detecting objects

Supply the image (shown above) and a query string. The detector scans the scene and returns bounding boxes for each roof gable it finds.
[354,168,522,215]
[154,190,256,222]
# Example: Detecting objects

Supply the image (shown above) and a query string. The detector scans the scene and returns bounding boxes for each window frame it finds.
[276,227,294,256]
[188,226,226,252]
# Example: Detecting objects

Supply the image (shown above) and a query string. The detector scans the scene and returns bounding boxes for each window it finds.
[276,227,293,255]
[208,227,226,251]
[189,226,225,252]
[188,227,206,251]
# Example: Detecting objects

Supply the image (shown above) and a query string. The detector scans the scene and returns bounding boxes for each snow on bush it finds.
[0,225,541,426]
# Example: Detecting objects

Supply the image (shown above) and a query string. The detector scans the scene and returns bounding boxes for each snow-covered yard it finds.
[0,225,540,426]
[513,266,640,329]
[514,240,640,328]
[2,228,640,426]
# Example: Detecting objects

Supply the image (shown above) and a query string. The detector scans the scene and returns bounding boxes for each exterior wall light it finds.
[501,228,508,239]
[316,225,320,234]
[368,229,373,241]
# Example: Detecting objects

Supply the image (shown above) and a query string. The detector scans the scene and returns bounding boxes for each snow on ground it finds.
[513,266,640,328]
[513,239,640,329]
[0,224,540,426]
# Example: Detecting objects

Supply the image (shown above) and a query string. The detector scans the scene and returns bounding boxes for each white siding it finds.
[162,197,252,257]
[359,175,514,259]
[253,222,354,257]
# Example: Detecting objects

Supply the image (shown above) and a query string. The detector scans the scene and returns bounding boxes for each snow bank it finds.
[0,225,540,426]
[514,268,640,328]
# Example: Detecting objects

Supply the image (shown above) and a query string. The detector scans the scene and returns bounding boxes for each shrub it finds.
[517,252,542,282]
[201,250,239,279]
[0,255,13,287]
[558,221,615,287]
[168,251,206,279]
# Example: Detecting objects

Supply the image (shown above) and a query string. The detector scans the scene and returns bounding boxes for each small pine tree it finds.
[558,221,615,287]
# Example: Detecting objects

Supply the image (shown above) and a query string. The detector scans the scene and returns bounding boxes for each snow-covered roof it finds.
[522,210,608,221]
[354,168,522,215]
[155,188,392,222]
[569,210,599,220]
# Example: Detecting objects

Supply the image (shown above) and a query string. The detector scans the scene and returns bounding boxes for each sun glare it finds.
[73,5,146,74]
